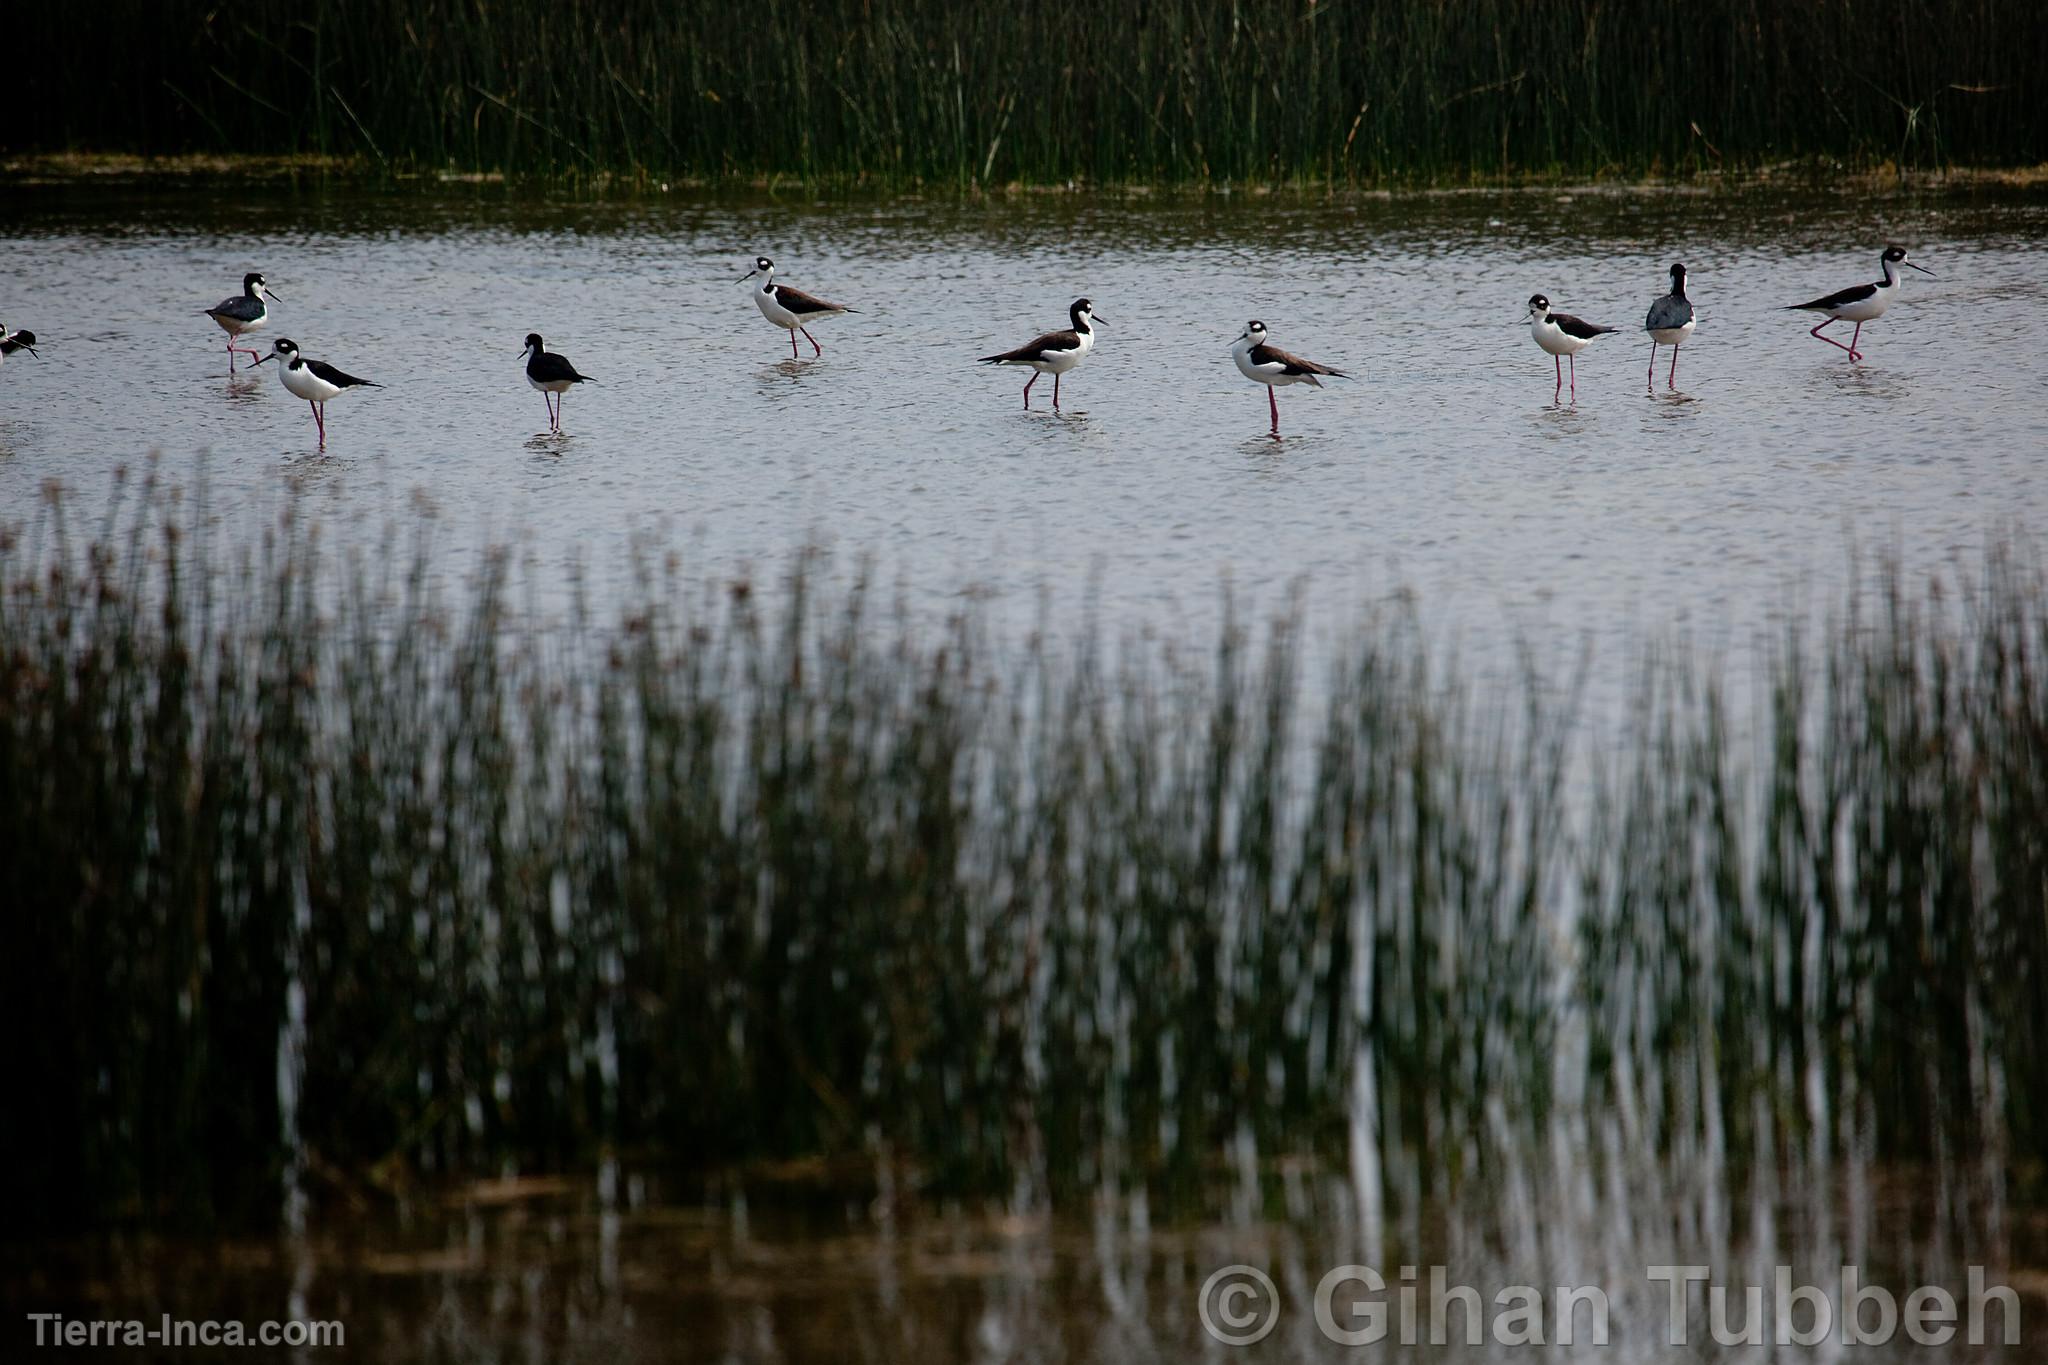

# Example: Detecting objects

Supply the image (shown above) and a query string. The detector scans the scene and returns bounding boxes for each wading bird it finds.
[1787,246,1932,362]
[1526,294,1617,396]
[0,323,37,374]
[521,333,595,433]
[254,339,380,446]
[978,298,1102,410]
[741,256,855,358]
[203,272,282,371]
[1644,264,1696,387]
[1229,320,1347,435]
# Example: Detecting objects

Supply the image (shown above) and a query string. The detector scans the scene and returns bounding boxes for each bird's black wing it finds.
[979,328,1079,364]
[206,296,265,322]
[1786,281,1877,312]
[1644,295,1694,331]
[772,283,853,316]
[530,352,591,384]
[1250,343,1348,379]
[306,358,380,388]
[1552,312,1618,340]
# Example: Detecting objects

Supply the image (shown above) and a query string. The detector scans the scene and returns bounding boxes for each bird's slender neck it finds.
[756,271,776,293]
[1671,274,1688,298]
[1070,307,1091,335]
[1879,256,1902,288]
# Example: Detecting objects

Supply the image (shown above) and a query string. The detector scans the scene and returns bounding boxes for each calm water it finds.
[4,183,2047,689]
[5,181,2047,1361]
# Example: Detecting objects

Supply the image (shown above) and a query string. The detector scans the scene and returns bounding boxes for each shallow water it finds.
[4,181,2046,696]
[4,181,2047,1361]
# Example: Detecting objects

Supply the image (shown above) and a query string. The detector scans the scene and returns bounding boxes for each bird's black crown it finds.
[524,333,545,349]
[1882,246,1908,262]
[1528,294,1550,311]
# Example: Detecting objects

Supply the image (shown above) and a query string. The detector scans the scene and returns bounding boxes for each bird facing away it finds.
[1786,246,1932,362]
[253,338,380,446]
[1526,294,1618,396]
[203,272,282,371]
[1229,320,1348,435]
[978,298,1103,410]
[1644,263,1697,388]
[740,256,855,359]
[0,324,37,373]
[521,333,596,433]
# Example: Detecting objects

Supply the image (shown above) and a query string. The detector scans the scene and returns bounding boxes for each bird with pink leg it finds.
[1787,245,1932,362]
[203,272,282,372]
[253,338,380,446]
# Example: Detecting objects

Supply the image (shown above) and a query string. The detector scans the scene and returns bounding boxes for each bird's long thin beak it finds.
[1228,332,1246,348]
[18,345,37,358]
[1090,314,1109,326]
[1906,262,1935,276]
[518,346,529,356]
[264,287,283,301]
[739,269,758,282]
[252,352,271,366]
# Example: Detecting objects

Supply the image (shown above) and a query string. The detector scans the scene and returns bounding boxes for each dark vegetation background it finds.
[7,0,2043,182]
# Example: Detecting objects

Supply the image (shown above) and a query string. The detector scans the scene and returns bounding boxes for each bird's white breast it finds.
[279,362,342,403]
[753,285,799,329]
[1530,316,1590,357]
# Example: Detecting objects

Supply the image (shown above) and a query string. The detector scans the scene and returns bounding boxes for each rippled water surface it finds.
[5,182,2047,679]
[4,181,2046,1362]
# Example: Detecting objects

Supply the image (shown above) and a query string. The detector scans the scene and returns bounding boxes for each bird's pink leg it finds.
[556,390,566,431]
[801,326,822,357]
[311,401,325,445]
[1848,321,1863,362]
[1668,345,1679,387]
[1809,319,1857,356]
[1022,373,1037,408]
[1647,341,1657,386]
[1553,354,1562,392]
[1268,384,1279,432]
[1052,372,1061,408]
[1569,354,1577,394]
[790,328,799,360]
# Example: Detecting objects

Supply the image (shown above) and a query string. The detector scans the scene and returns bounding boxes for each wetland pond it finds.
[3,179,2046,1362]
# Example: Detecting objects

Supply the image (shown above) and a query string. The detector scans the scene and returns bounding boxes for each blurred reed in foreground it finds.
[0,477,2042,1233]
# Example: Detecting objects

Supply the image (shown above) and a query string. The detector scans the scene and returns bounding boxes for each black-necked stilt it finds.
[253,339,380,446]
[203,272,281,371]
[0,324,37,373]
[521,333,595,433]
[977,298,1102,409]
[1526,295,1617,396]
[1643,264,1696,387]
[1229,321,1348,434]
[740,256,854,358]
[1787,246,1932,362]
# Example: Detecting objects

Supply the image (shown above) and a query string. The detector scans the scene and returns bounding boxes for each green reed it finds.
[1,476,2043,1232]
[13,0,2044,184]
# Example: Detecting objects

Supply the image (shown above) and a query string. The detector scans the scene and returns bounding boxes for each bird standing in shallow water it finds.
[1787,246,1932,362]
[978,298,1103,410]
[1526,294,1617,397]
[203,272,282,371]
[253,339,380,446]
[740,256,855,358]
[1643,264,1696,388]
[521,333,595,433]
[1229,321,1348,435]
[0,323,37,376]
